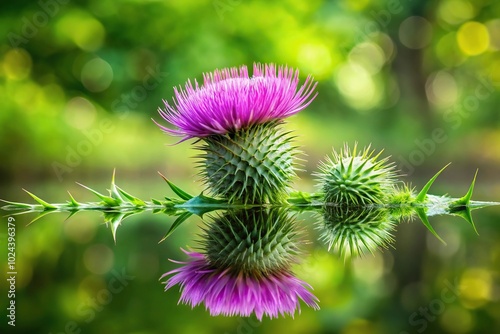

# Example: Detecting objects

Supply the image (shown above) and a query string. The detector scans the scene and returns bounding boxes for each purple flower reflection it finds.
[162,249,319,320]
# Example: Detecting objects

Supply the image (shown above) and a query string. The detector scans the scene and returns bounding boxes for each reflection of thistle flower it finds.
[202,208,299,275]
[156,63,317,204]
[316,144,397,205]
[318,205,396,259]
[161,208,319,319]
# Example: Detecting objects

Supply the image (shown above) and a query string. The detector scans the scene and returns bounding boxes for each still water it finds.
[1,178,499,334]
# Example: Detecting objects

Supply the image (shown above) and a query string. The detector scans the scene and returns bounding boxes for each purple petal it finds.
[156,63,318,141]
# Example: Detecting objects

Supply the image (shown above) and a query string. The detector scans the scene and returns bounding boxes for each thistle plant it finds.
[1,63,499,321]
[155,63,317,204]
[315,143,399,205]
[161,208,319,319]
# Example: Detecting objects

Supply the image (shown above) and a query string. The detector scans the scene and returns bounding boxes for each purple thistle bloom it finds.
[161,249,319,320]
[155,63,317,141]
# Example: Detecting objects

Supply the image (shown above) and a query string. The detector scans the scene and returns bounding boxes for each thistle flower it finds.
[318,205,396,259]
[316,143,398,205]
[156,63,317,204]
[156,63,317,140]
[162,208,319,319]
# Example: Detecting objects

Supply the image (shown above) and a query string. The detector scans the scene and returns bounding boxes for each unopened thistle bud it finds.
[316,144,398,205]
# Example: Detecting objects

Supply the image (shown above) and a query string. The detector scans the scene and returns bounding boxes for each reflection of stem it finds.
[2,169,498,245]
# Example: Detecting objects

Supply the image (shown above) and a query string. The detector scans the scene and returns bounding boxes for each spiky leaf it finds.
[415,163,450,203]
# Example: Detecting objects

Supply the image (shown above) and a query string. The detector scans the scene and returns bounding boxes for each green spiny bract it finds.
[197,122,298,204]
[319,205,395,259]
[316,144,398,205]
[201,208,300,276]
[387,183,416,220]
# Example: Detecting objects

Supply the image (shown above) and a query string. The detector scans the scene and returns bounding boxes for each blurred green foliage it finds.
[1,0,500,333]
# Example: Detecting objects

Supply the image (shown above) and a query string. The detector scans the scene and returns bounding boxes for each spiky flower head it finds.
[316,143,398,205]
[197,121,298,204]
[318,205,396,259]
[155,63,316,204]
[156,63,317,141]
[162,209,318,319]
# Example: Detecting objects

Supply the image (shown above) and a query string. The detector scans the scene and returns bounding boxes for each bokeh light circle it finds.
[64,97,97,130]
[457,21,490,56]
[81,57,114,92]
[83,244,114,275]
[399,16,433,49]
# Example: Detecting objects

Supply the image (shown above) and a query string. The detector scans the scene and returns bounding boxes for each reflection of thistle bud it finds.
[318,205,396,259]
[156,63,317,204]
[162,208,319,320]
[316,144,397,205]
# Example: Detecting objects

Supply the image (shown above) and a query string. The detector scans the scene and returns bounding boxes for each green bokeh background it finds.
[1,0,499,333]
